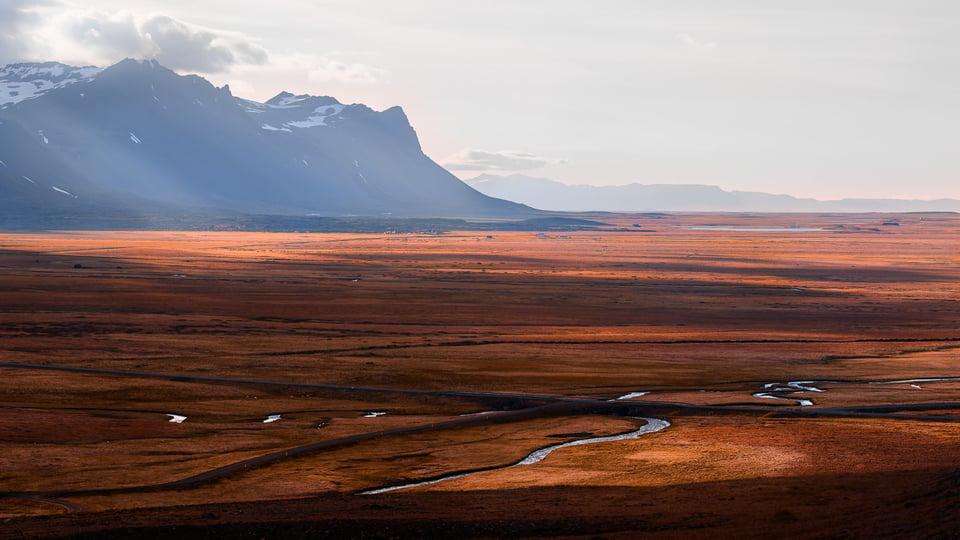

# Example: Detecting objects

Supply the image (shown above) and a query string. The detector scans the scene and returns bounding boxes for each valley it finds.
[2,212,960,538]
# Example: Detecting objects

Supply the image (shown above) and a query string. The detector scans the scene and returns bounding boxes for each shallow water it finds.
[753,392,814,407]
[359,417,670,495]
[679,226,826,232]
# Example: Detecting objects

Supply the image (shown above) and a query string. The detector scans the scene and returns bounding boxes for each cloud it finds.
[443,149,567,172]
[0,0,51,64]
[8,7,268,73]
[676,33,718,50]
[140,15,268,72]
[307,57,388,84]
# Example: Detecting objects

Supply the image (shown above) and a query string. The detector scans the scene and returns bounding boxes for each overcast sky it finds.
[2,1,958,199]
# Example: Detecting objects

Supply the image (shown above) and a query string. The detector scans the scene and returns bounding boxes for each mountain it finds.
[0,59,529,227]
[466,174,960,213]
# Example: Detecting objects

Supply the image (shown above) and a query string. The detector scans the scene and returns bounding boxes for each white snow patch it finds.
[237,98,266,113]
[263,414,282,423]
[51,185,77,198]
[615,391,649,401]
[273,94,312,107]
[285,104,345,128]
[0,75,96,106]
[166,414,187,423]
[129,132,142,144]
[261,124,292,132]
[363,411,387,418]
[38,130,48,144]
[22,176,35,184]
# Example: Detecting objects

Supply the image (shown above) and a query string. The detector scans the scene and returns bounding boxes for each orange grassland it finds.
[2,212,960,538]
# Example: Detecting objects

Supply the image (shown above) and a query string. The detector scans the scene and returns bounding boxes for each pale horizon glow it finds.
[2,1,958,200]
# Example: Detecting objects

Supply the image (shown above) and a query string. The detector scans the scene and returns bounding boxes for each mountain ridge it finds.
[466,174,960,213]
[0,59,531,227]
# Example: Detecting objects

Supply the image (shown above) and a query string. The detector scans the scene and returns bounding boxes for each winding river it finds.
[359,417,670,495]
[752,380,836,406]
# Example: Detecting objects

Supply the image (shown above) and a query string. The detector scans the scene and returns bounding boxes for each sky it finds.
[2,0,958,199]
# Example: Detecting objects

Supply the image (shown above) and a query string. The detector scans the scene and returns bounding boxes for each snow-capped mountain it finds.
[0,62,101,106]
[0,59,528,225]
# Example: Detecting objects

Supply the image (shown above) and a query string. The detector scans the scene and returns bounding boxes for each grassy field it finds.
[2,212,959,537]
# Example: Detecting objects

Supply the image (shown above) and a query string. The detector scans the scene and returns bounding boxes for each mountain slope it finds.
[466,174,960,213]
[0,59,529,224]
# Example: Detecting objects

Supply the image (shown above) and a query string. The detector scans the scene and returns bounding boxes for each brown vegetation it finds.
[1,212,959,538]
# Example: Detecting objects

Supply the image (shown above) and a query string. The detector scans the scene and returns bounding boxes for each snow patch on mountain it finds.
[51,186,78,198]
[285,104,345,128]
[245,92,348,131]
[0,62,101,106]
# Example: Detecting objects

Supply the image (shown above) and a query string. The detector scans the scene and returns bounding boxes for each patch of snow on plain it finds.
[129,132,142,144]
[166,414,187,423]
[51,185,77,198]
[38,130,48,144]
[615,392,649,400]
[263,414,281,423]
[363,411,387,418]
[261,124,292,132]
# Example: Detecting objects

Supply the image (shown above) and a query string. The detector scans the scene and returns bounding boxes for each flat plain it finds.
[2,212,960,538]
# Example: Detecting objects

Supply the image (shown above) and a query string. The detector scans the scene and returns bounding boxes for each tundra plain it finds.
[2,213,960,538]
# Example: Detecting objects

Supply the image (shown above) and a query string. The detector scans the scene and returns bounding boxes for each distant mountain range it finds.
[0,59,529,228]
[466,174,960,213]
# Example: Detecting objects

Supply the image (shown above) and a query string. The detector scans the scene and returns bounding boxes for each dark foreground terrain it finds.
[2,212,959,538]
